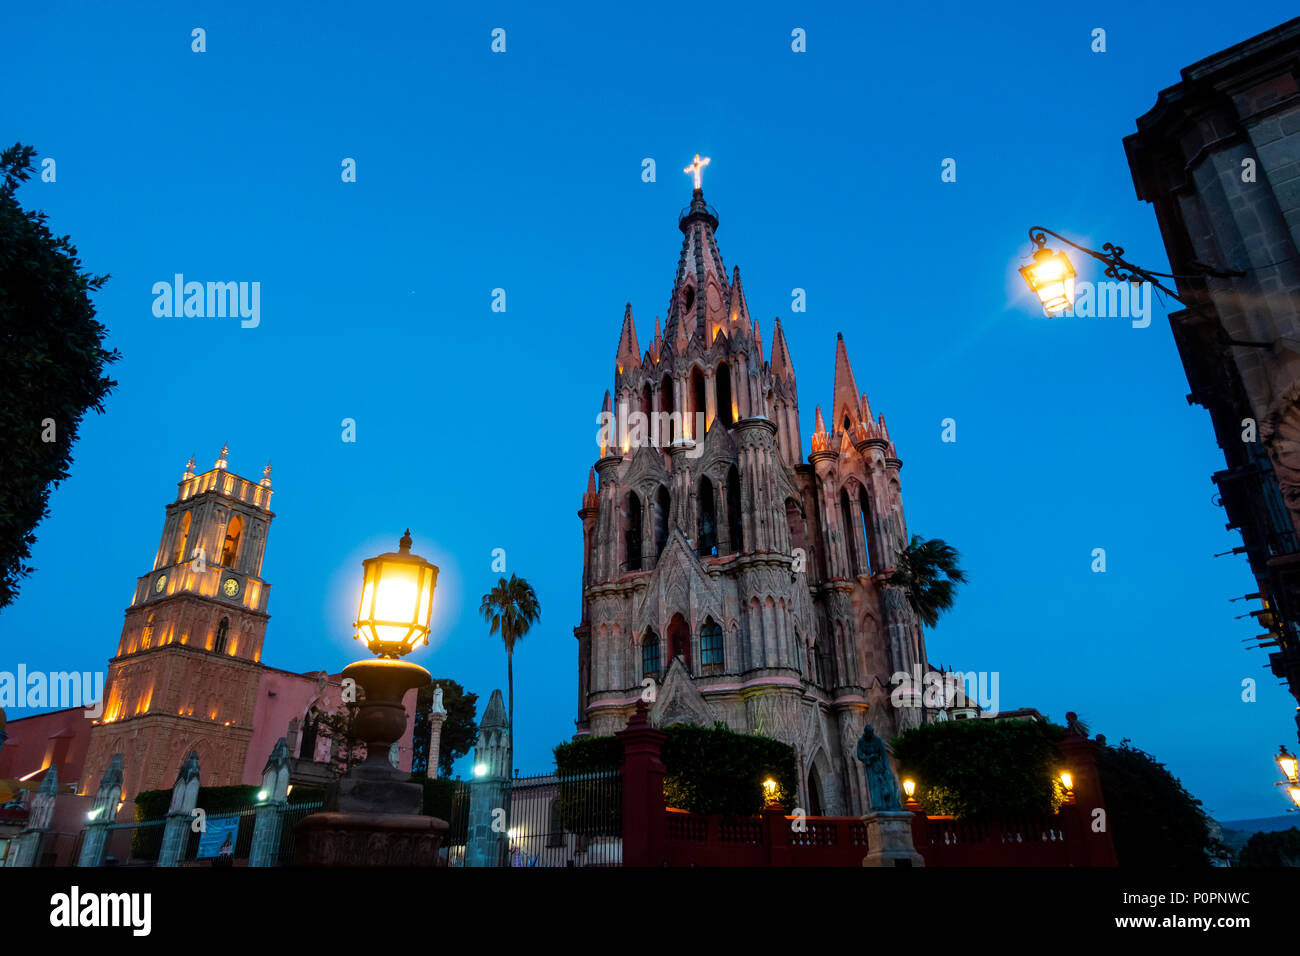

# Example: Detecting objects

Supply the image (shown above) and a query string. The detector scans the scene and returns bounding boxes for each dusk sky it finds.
[4,1,1297,821]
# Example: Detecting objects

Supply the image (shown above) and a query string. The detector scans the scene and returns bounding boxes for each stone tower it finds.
[80,448,275,799]
[574,175,929,816]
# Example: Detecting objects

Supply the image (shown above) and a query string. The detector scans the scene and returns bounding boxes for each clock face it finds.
[154,574,167,593]
[223,577,240,597]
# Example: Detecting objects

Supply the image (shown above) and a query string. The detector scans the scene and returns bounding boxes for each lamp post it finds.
[295,530,448,865]
[338,529,438,799]
[1274,745,1300,811]
[1017,227,1262,347]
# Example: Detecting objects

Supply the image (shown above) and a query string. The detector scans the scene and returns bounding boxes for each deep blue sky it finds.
[4,1,1297,820]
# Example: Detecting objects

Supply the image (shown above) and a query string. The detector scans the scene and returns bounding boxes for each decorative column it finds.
[249,738,290,867]
[465,689,510,867]
[616,700,666,866]
[10,768,58,867]
[77,754,124,867]
[426,684,448,778]
[157,751,200,867]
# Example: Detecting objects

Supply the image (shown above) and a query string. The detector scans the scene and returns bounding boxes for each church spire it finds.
[729,266,750,327]
[831,333,862,433]
[811,405,831,453]
[650,316,663,364]
[664,157,729,354]
[770,317,795,381]
[599,390,613,458]
[615,303,641,372]
[752,319,764,364]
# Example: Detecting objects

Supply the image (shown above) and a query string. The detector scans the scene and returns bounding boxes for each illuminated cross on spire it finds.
[683,154,711,190]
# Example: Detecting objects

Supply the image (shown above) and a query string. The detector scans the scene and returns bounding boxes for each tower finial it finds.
[184,455,196,480]
[261,461,273,488]
[214,442,229,471]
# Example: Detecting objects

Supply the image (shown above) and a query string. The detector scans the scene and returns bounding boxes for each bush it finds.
[890,719,1067,820]
[554,723,798,817]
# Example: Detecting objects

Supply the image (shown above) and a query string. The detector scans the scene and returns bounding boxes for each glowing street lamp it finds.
[1277,745,1299,785]
[338,531,439,804]
[1019,246,1077,316]
[354,529,438,659]
[762,778,778,804]
[1059,770,1075,804]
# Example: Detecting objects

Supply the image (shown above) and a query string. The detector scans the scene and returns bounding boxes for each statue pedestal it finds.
[294,812,448,866]
[861,810,924,868]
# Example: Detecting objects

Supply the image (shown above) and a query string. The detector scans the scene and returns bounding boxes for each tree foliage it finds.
[1094,738,1223,868]
[1238,827,1300,867]
[412,678,479,777]
[479,574,541,776]
[0,143,120,608]
[554,722,798,817]
[889,535,968,628]
[891,718,1066,819]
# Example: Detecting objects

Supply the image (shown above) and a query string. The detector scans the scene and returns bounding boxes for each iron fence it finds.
[501,771,621,867]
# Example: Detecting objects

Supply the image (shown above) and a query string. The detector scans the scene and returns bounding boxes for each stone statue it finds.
[856,724,902,812]
[432,685,446,715]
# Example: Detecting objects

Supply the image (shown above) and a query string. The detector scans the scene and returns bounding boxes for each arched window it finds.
[840,488,859,575]
[667,613,691,669]
[726,466,742,553]
[641,631,660,679]
[701,619,724,670]
[140,613,155,651]
[641,383,653,419]
[625,491,643,571]
[221,514,243,568]
[690,367,706,438]
[715,363,734,426]
[214,617,230,655]
[858,486,874,575]
[655,486,671,558]
[696,476,717,556]
[660,374,676,444]
[300,709,320,759]
[173,512,192,564]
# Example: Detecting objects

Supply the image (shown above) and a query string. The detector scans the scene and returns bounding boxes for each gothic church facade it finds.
[574,180,929,816]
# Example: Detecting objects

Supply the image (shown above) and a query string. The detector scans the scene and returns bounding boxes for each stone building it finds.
[1124,17,1300,725]
[5,449,416,802]
[574,176,929,815]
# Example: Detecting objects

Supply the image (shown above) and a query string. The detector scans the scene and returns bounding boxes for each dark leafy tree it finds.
[412,678,479,777]
[889,535,967,628]
[1095,738,1225,868]
[0,143,119,608]
[1238,827,1300,867]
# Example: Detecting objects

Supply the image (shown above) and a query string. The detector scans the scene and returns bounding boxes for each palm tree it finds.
[479,574,541,776]
[889,535,968,628]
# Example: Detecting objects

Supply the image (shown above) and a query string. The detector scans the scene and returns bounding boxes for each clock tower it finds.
[80,447,277,799]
